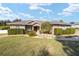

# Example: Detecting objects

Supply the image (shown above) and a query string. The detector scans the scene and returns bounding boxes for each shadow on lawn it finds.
[31,47,51,56]
[63,46,79,56]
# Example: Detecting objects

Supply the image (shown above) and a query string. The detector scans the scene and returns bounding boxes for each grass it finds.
[0,35,65,56]
[0,26,9,30]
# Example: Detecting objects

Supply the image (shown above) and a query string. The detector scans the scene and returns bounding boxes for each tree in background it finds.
[13,19,22,22]
[0,20,11,26]
[41,22,52,33]
[59,20,64,22]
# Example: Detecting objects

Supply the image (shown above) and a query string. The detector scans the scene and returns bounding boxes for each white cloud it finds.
[0,4,20,20]
[28,3,52,7]
[0,3,2,7]
[58,3,79,16]
[58,11,72,16]
[64,3,79,12]
[0,6,13,15]
[6,13,19,18]
[19,13,35,18]
[40,12,42,14]
[39,17,44,19]
[0,13,20,20]
[28,3,52,13]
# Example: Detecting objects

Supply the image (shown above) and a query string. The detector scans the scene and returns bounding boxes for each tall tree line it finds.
[0,19,22,26]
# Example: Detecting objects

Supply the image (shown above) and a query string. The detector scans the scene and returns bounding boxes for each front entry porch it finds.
[33,26,39,32]
[25,25,40,33]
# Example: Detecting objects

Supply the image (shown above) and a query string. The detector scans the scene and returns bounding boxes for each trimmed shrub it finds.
[69,28,75,34]
[63,28,75,34]
[63,29,70,34]
[8,29,25,35]
[27,31,37,36]
[54,28,63,35]
[54,28,75,35]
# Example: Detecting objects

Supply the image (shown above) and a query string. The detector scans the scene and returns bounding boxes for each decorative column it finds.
[32,26,34,31]
[52,26,55,38]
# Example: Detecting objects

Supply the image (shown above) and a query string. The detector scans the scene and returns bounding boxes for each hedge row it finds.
[8,29,37,36]
[54,28,75,35]
[63,28,75,34]
[54,28,63,35]
[8,29,25,35]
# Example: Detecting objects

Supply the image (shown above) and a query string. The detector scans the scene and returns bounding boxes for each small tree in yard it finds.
[40,22,52,33]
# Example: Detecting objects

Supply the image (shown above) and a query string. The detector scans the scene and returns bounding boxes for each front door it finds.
[34,26,39,32]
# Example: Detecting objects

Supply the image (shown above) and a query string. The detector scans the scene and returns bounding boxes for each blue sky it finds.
[0,3,79,22]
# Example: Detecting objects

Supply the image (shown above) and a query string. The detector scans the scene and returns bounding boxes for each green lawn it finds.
[0,26,9,30]
[0,35,65,56]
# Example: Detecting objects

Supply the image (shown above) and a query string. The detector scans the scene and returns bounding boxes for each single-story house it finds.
[7,20,41,34]
[7,20,71,35]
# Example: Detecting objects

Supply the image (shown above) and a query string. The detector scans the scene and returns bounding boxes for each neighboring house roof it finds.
[50,21,71,26]
[70,22,79,29]
[7,20,71,26]
[70,22,79,25]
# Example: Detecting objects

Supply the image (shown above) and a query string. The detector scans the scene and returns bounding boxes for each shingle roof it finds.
[7,21,28,25]
[7,20,71,26]
[7,20,41,26]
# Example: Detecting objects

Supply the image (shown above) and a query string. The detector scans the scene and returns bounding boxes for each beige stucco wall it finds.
[10,25,33,31]
[71,25,79,28]
[74,29,79,35]
[71,25,79,35]
[10,26,25,29]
